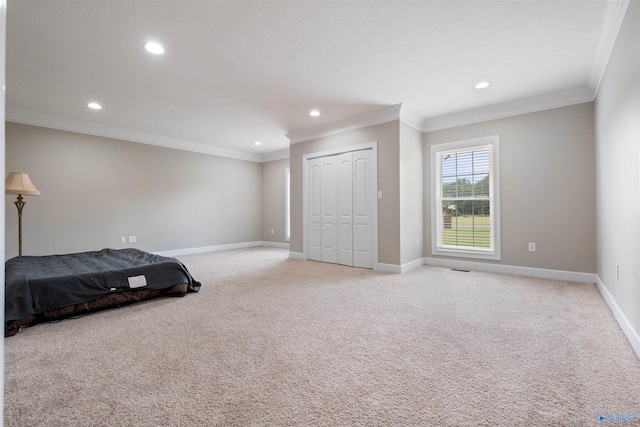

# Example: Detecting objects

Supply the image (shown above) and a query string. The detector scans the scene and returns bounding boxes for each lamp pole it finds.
[14,194,25,256]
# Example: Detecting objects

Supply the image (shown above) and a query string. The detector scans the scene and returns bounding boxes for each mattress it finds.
[5,248,201,336]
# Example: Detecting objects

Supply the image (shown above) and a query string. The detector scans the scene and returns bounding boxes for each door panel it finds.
[353,150,374,268]
[321,158,338,263]
[307,159,322,261]
[337,153,353,266]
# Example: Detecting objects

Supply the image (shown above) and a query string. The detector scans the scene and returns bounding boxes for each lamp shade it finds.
[5,172,41,196]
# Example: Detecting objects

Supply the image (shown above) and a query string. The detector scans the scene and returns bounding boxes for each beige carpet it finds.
[4,247,640,426]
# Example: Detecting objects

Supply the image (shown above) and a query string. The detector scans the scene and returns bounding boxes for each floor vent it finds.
[451,268,470,273]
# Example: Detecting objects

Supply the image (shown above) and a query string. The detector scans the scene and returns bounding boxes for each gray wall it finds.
[261,157,290,243]
[399,121,424,265]
[289,120,401,265]
[5,122,262,258]
[595,1,640,333]
[423,102,596,273]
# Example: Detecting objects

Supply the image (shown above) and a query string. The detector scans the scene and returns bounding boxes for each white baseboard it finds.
[154,241,264,257]
[595,276,640,359]
[400,258,426,273]
[289,251,306,260]
[287,256,419,274]
[290,254,405,269]
[375,262,401,273]
[286,255,593,280]
[375,258,426,274]
[261,241,290,249]
[424,257,597,283]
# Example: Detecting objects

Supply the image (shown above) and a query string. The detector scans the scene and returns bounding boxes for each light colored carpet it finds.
[4,247,640,426]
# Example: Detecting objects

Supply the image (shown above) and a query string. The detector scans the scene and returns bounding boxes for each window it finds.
[285,167,291,242]
[431,136,500,260]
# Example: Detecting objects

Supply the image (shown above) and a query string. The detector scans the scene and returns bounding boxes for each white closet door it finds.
[306,148,375,269]
[320,157,338,263]
[337,152,353,266]
[307,158,322,262]
[352,149,374,268]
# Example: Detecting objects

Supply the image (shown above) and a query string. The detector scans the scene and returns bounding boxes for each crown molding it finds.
[399,106,424,131]
[588,0,630,93]
[286,104,402,144]
[421,86,595,132]
[7,85,603,162]
[6,108,264,163]
[261,148,290,162]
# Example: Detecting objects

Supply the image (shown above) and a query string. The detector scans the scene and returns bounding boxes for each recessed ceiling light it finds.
[475,81,491,90]
[254,141,262,146]
[144,42,165,55]
[87,102,102,110]
[309,109,320,117]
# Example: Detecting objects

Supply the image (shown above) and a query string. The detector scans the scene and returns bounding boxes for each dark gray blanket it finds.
[5,248,201,323]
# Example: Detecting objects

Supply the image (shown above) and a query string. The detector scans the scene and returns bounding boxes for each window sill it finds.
[432,247,501,261]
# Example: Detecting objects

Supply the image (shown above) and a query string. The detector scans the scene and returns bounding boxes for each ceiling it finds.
[5,0,627,162]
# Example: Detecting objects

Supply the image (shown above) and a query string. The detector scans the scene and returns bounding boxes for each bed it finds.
[4,248,201,336]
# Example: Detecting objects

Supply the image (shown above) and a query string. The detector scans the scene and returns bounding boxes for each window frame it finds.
[430,135,501,260]
[285,167,291,242]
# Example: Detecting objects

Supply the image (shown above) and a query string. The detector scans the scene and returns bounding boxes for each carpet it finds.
[4,247,640,426]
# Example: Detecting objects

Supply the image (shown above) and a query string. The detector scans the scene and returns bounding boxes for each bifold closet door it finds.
[337,153,353,266]
[308,153,344,264]
[307,156,325,262]
[352,149,374,269]
[307,149,374,269]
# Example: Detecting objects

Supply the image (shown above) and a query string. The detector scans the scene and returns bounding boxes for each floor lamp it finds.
[5,172,41,256]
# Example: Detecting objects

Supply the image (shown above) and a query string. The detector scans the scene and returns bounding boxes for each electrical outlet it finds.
[271,228,274,235]
[416,237,419,246]
[528,242,536,252]
[616,264,620,280]
[120,236,126,244]
[128,236,137,243]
